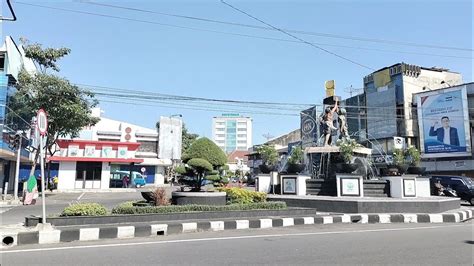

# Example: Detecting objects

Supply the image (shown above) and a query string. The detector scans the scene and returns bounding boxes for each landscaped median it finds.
[4,208,472,248]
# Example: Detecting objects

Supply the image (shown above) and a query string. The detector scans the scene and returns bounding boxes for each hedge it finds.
[218,187,267,204]
[111,201,287,215]
[61,203,108,217]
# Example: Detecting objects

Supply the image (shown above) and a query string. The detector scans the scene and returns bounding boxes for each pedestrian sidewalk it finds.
[1,208,472,249]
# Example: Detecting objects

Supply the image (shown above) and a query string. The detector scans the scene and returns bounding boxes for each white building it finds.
[212,114,252,153]
[49,108,174,191]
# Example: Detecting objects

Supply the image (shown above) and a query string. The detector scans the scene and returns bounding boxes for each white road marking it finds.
[0,224,468,254]
[76,193,86,201]
[0,206,14,214]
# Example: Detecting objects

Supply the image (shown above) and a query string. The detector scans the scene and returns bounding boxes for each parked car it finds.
[110,171,147,188]
[429,175,474,205]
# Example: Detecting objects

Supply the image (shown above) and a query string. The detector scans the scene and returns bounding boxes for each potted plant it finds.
[389,148,409,175]
[286,146,306,174]
[256,144,278,174]
[335,138,360,173]
[406,146,425,175]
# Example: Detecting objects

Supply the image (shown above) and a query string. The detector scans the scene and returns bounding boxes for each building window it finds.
[76,162,102,181]
[216,128,224,132]
[237,128,247,132]
[0,55,4,71]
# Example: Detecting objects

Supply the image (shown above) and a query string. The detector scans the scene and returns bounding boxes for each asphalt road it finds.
[0,191,148,225]
[1,222,472,265]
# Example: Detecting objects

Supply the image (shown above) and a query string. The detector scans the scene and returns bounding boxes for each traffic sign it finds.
[37,109,48,136]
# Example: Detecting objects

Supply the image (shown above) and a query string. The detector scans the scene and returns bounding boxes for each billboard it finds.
[158,116,183,160]
[417,86,471,158]
[300,106,319,147]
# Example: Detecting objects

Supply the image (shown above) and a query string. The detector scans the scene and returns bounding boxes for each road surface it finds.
[1,221,472,265]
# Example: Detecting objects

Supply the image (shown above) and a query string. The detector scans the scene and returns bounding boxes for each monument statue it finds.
[338,107,349,139]
[321,100,338,146]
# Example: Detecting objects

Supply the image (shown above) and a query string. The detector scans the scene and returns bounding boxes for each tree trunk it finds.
[195,173,202,192]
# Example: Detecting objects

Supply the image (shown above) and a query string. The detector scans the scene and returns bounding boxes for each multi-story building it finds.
[47,108,173,191]
[0,36,37,194]
[212,114,252,153]
[362,62,463,154]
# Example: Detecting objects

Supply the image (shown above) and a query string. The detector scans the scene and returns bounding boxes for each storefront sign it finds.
[84,145,96,157]
[102,146,114,158]
[68,145,81,157]
[117,147,128,159]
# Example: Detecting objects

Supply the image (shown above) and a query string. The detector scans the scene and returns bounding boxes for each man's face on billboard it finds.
[441,117,450,128]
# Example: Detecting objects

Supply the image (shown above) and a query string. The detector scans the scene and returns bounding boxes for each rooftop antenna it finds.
[262,133,274,142]
[344,85,362,97]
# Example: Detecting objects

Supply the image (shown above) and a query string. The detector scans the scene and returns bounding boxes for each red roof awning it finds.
[48,156,144,164]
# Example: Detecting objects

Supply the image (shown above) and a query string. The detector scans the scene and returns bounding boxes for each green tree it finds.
[182,124,199,155]
[183,137,227,168]
[12,39,99,177]
[187,158,213,191]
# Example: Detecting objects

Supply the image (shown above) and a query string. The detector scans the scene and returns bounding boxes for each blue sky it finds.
[2,0,472,145]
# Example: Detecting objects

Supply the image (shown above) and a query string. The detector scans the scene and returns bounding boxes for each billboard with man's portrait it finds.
[416,86,471,158]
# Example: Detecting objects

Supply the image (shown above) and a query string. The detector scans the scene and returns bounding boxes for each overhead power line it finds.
[82,0,473,52]
[221,0,373,70]
[13,2,471,60]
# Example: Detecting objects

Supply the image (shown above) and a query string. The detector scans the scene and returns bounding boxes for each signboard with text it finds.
[417,86,471,158]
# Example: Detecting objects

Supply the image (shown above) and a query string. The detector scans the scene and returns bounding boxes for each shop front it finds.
[49,140,144,191]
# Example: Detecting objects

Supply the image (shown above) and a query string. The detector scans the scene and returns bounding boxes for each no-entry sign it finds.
[37,109,48,136]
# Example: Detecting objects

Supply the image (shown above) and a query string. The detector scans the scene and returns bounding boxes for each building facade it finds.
[48,108,173,191]
[212,114,252,153]
[0,36,37,194]
[362,62,463,154]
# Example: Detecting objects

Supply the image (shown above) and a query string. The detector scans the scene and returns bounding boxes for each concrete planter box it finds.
[172,191,227,206]
[25,208,317,227]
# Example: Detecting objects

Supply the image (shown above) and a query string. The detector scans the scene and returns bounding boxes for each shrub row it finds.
[61,203,108,217]
[111,201,287,215]
[218,187,267,204]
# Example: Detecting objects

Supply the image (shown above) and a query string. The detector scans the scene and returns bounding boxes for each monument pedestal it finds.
[383,175,421,198]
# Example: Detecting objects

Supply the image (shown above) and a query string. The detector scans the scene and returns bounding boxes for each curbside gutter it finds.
[3,209,472,248]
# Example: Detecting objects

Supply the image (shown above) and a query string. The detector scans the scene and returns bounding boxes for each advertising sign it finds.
[158,116,183,160]
[84,145,96,157]
[300,106,319,147]
[393,137,405,150]
[417,86,471,158]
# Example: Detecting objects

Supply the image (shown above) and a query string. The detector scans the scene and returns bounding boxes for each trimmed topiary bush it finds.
[218,187,267,204]
[111,201,286,214]
[61,203,108,217]
[183,137,227,168]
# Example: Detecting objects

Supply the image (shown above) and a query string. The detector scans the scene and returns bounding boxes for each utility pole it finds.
[13,133,22,200]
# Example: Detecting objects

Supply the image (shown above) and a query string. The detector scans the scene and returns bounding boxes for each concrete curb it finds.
[3,209,472,248]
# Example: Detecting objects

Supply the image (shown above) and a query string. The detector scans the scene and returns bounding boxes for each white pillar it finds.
[154,166,165,186]
[101,162,111,189]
